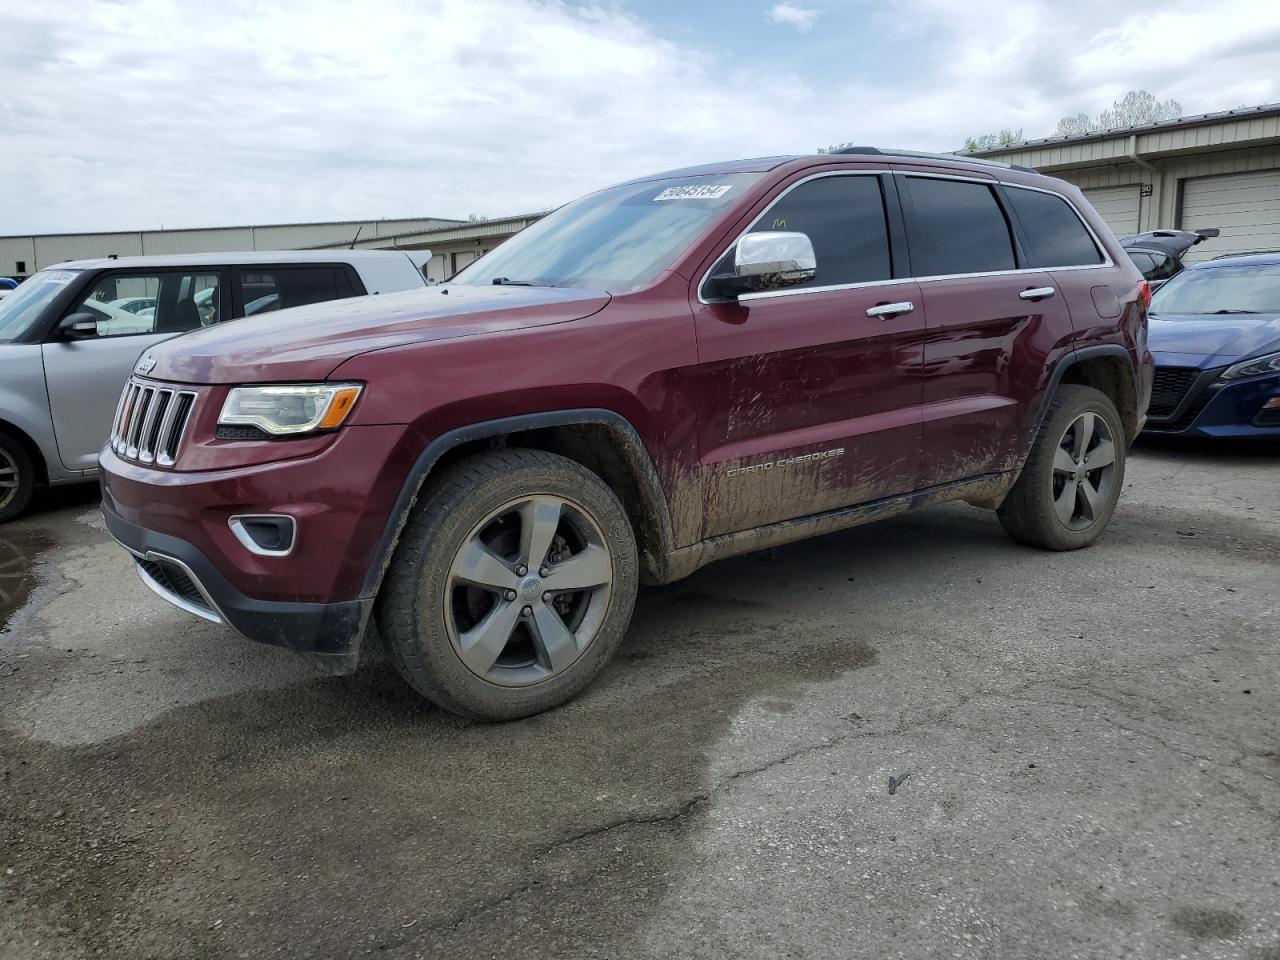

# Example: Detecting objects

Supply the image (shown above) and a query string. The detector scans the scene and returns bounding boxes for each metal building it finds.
[0,216,465,283]
[321,212,548,283]
[969,103,1280,261]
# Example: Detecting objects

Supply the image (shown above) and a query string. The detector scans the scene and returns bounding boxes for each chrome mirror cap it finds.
[714,231,817,296]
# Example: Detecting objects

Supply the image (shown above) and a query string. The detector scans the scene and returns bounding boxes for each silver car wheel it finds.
[1050,412,1117,530]
[0,447,20,512]
[443,495,613,687]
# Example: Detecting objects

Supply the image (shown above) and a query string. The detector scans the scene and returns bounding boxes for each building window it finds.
[16,261,26,274]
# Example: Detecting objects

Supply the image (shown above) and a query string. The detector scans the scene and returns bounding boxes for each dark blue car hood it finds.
[1148,312,1280,369]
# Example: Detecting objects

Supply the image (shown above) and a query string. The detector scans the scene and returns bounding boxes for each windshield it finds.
[0,270,81,343]
[452,173,763,292]
[1151,263,1280,315]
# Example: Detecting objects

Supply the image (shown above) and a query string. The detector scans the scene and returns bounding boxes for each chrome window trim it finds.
[228,514,297,558]
[700,168,1115,306]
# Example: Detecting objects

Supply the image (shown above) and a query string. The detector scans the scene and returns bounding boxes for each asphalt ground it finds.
[1,437,1277,959]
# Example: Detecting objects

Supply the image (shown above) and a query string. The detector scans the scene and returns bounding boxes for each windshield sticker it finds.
[654,184,733,201]
[41,271,77,285]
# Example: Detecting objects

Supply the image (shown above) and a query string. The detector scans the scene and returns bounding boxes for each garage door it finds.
[1180,169,1280,263]
[1081,185,1141,238]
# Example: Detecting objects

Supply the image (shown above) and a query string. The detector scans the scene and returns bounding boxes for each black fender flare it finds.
[1018,344,1138,467]
[359,408,676,599]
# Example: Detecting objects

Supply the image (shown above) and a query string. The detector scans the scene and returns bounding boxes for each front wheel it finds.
[998,384,1126,550]
[377,448,638,720]
[0,432,36,524]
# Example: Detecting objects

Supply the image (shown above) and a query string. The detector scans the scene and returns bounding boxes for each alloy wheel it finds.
[1050,411,1117,530]
[0,447,20,512]
[443,495,613,687]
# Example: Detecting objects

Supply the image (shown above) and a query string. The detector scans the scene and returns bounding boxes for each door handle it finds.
[866,301,914,318]
[1019,286,1056,302]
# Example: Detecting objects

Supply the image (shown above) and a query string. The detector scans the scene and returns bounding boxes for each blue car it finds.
[1145,253,1280,437]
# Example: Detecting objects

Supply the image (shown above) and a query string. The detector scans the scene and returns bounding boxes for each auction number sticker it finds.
[654,184,733,201]
[42,271,77,285]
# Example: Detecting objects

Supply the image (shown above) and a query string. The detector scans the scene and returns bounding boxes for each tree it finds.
[1055,112,1093,137]
[962,128,1023,152]
[1097,90,1183,129]
[1054,90,1183,137]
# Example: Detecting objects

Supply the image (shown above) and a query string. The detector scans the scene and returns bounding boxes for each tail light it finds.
[1138,280,1152,311]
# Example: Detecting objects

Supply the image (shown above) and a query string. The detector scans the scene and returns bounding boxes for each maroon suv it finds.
[101,149,1153,719]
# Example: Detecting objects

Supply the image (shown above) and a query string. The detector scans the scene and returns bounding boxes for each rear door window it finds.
[1005,186,1103,267]
[1148,252,1180,281]
[237,266,358,316]
[901,176,1016,277]
[1126,252,1157,278]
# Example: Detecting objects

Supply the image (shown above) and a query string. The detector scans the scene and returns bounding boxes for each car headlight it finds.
[1218,352,1280,381]
[218,383,362,436]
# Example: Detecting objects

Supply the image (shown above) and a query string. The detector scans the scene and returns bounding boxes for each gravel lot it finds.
[1,439,1277,960]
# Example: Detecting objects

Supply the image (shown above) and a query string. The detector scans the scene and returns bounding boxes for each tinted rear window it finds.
[238,267,357,316]
[902,177,1015,276]
[1006,187,1103,268]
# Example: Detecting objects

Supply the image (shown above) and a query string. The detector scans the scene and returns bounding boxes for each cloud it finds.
[767,3,819,32]
[0,0,1277,236]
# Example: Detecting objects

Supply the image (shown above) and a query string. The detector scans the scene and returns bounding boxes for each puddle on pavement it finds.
[0,528,52,636]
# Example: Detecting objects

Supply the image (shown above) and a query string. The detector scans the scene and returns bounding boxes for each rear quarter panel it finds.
[1002,172,1152,427]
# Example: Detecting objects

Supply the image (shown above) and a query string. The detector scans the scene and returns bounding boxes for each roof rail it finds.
[830,146,1038,175]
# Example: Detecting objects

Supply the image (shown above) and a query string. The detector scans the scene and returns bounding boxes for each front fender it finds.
[0,345,67,481]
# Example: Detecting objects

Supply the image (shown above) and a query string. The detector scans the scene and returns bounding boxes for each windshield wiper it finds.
[1211,308,1259,314]
[491,277,551,287]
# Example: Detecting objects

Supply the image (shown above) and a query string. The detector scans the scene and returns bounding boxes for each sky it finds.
[2,0,1279,235]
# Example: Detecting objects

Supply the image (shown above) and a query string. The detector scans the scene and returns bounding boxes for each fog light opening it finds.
[229,515,297,557]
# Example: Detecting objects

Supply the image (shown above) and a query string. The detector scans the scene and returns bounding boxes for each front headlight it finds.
[1219,352,1280,382]
[218,383,363,436]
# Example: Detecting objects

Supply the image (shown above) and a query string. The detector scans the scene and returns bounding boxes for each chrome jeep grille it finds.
[110,378,198,466]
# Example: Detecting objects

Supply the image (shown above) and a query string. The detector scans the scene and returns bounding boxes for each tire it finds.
[377,448,638,720]
[0,431,37,524]
[998,385,1126,551]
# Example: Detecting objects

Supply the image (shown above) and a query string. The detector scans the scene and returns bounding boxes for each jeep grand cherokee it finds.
[100,149,1153,720]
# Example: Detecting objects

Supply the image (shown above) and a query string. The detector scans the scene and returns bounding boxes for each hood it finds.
[1148,312,1280,368]
[144,284,611,384]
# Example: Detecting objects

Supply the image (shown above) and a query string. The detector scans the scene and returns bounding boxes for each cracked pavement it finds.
[1,438,1278,959]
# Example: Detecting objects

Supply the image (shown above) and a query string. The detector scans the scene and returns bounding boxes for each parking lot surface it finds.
[1,440,1277,960]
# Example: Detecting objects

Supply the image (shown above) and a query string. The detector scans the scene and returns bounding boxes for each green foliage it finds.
[962,128,1023,152]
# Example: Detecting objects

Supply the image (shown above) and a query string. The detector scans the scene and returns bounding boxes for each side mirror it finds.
[58,312,99,340]
[711,231,817,297]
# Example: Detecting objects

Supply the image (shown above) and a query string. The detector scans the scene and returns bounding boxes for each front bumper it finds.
[1144,368,1280,437]
[98,421,422,670]
[103,505,370,669]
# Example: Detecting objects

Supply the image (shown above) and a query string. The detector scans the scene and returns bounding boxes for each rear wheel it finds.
[377,448,638,720]
[0,432,36,524]
[998,385,1126,550]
